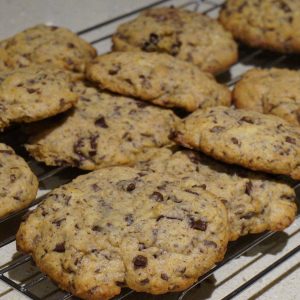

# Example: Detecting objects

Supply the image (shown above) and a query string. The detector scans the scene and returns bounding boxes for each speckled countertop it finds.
[0,0,299,299]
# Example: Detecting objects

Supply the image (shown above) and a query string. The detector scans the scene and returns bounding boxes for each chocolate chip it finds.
[92,225,102,232]
[67,42,75,48]
[192,184,206,190]
[91,183,101,192]
[136,100,149,108]
[239,116,254,124]
[285,136,296,145]
[203,240,217,248]
[0,150,12,155]
[280,194,295,201]
[27,88,37,94]
[168,130,178,140]
[140,278,149,285]
[277,1,292,13]
[10,174,16,183]
[170,40,182,56]
[108,64,121,75]
[150,191,164,202]
[157,215,183,222]
[95,116,108,128]
[210,126,225,133]
[53,242,65,252]
[161,273,169,281]
[126,183,136,192]
[133,255,148,269]
[241,212,255,220]
[150,33,159,44]
[184,189,199,196]
[138,243,146,250]
[125,78,133,86]
[245,181,253,195]
[52,218,66,227]
[231,137,240,145]
[190,218,207,231]
[115,280,126,287]
[125,214,134,225]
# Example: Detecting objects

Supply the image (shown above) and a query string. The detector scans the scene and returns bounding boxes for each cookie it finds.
[0,24,97,72]
[0,143,38,218]
[0,65,78,130]
[16,166,228,299]
[136,148,297,241]
[112,7,238,74]
[26,82,178,170]
[219,0,300,53]
[172,106,300,180]
[86,52,231,112]
[0,48,14,72]
[233,68,300,126]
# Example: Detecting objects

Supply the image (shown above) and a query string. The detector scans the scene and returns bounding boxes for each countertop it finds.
[0,0,299,299]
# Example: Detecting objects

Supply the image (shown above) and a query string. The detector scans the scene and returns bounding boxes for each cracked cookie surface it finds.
[0,24,97,72]
[26,82,178,170]
[173,106,300,180]
[16,166,228,300]
[0,143,38,218]
[219,0,300,53]
[234,68,300,126]
[0,65,78,130]
[136,148,297,241]
[112,7,238,74]
[86,52,231,112]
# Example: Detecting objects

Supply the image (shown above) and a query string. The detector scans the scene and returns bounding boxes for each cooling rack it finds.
[0,0,299,299]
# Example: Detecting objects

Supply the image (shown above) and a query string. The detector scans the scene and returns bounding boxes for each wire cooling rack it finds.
[0,0,299,299]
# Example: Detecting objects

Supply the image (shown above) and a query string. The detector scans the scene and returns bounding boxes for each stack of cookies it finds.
[0,2,298,300]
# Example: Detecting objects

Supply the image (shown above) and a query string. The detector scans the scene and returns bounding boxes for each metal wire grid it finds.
[0,0,299,299]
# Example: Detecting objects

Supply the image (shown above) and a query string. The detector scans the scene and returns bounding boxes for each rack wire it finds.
[0,0,299,299]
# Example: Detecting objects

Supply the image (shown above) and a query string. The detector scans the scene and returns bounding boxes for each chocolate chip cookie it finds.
[0,24,97,72]
[86,52,231,112]
[0,65,78,130]
[234,68,300,126]
[136,148,297,241]
[172,106,300,180]
[26,82,178,170]
[16,166,228,299]
[0,143,38,218]
[112,7,238,74]
[219,0,300,53]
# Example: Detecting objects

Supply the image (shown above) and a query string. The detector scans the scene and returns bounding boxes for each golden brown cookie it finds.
[172,106,300,180]
[0,65,78,130]
[17,166,228,299]
[0,24,97,72]
[136,147,297,241]
[234,68,300,126]
[86,52,231,112]
[219,0,300,53]
[113,7,238,74]
[26,82,178,170]
[0,143,38,218]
